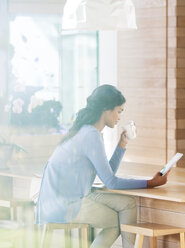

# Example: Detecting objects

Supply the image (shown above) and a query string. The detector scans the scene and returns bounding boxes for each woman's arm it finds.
[109,146,126,174]
[109,131,127,173]
[84,130,147,189]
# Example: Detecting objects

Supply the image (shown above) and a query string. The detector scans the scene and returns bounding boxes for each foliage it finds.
[11,99,62,128]
[4,86,62,129]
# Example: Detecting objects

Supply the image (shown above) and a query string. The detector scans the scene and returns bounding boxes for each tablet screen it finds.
[160,153,183,176]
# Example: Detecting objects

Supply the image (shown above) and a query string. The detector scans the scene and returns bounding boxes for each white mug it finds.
[122,121,136,140]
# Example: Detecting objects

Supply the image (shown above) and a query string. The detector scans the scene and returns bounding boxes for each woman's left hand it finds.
[118,131,128,149]
[147,171,170,188]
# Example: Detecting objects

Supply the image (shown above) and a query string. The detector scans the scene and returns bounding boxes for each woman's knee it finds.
[110,194,136,212]
[73,196,120,229]
[87,192,136,213]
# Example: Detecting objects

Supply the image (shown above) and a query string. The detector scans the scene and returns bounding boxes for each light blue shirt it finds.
[36,125,147,225]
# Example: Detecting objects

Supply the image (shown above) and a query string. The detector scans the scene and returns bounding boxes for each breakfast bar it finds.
[0,162,185,248]
[95,162,185,248]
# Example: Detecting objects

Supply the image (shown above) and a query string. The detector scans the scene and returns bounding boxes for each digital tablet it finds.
[160,153,183,176]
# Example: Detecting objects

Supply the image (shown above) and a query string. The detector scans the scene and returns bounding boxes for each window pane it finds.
[60,30,99,126]
[10,15,60,99]
[8,15,99,129]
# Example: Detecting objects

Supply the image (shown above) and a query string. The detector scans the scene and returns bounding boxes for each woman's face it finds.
[104,104,125,128]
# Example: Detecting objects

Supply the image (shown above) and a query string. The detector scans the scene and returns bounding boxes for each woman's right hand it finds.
[118,130,128,149]
[147,171,169,188]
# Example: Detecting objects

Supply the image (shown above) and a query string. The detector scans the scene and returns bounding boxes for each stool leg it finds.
[80,227,88,248]
[40,224,46,248]
[134,234,144,248]
[65,228,72,248]
[79,229,82,248]
[41,225,52,248]
[89,227,95,245]
[152,237,157,248]
[34,224,40,248]
[180,232,185,248]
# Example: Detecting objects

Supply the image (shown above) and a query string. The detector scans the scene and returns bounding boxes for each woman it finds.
[36,85,168,248]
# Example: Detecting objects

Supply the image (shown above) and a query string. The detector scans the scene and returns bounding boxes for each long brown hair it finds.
[61,84,126,144]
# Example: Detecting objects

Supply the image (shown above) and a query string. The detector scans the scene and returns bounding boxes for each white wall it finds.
[99,31,118,158]
[99,31,117,85]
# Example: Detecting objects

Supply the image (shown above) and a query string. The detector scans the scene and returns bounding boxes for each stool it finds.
[121,223,185,248]
[41,223,90,248]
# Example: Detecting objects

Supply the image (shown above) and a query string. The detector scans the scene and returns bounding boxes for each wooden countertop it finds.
[96,162,185,203]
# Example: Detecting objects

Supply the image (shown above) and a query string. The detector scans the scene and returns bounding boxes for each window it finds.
[61,30,99,125]
[9,14,99,128]
[10,15,60,100]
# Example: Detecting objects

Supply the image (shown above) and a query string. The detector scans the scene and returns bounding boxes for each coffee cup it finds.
[122,121,136,140]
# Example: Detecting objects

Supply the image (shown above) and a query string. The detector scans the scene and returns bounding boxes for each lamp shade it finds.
[62,0,137,30]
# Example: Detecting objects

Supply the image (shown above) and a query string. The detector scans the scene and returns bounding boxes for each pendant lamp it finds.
[62,0,137,30]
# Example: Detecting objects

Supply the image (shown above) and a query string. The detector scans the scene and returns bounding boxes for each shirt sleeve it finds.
[109,146,126,174]
[83,130,147,189]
